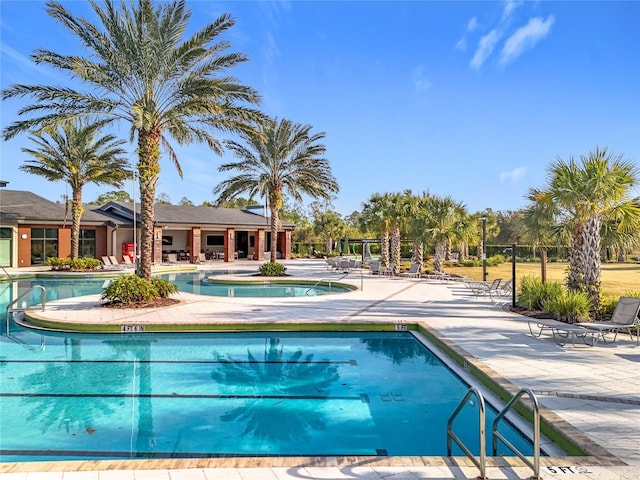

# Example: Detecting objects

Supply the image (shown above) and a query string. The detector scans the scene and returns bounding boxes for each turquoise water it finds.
[0,277,535,461]
[171,271,352,297]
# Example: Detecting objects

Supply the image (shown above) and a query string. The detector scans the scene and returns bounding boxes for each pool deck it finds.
[1,258,639,480]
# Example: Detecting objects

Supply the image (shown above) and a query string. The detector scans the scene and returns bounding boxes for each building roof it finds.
[1,190,294,230]
[0,190,108,224]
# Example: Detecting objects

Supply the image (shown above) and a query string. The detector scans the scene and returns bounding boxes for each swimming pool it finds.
[0,328,535,461]
[1,276,536,462]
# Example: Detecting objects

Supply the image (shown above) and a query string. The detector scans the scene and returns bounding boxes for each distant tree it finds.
[155,193,172,205]
[214,117,339,263]
[90,190,133,205]
[216,197,260,209]
[313,211,346,253]
[20,120,130,259]
[179,197,193,206]
[200,201,215,207]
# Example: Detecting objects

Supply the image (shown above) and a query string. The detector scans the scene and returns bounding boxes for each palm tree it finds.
[360,193,395,268]
[418,195,468,273]
[20,120,130,259]
[2,0,261,279]
[313,211,346,254]
[214,117,339,263]
[525,147,640,316]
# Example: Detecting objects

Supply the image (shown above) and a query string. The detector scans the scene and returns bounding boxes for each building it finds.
[0,190,293,268]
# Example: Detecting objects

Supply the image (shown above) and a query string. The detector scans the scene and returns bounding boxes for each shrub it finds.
[486,254,505,266]
[102,275,159,305]
[517,276,563,311]
[461,259,482,267]
[259,262,287,276]
[152,278,179,298]
[542,290,592,324]
[46,257,101,271]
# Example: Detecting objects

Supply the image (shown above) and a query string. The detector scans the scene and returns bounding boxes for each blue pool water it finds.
[0,276,535,462]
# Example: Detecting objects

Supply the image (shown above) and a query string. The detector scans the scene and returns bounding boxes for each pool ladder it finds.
[5,285,46,335]
[447,387,541,480]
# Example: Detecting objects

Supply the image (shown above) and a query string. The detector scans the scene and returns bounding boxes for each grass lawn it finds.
[445,261,640,298]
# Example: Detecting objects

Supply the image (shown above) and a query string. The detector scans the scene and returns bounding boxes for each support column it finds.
[225,228,235,262]
[153,226,163,264]
[190,227,201,263]
[254,229,265,261]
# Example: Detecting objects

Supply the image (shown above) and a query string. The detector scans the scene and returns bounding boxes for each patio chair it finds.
[101,256,117,270]
[197,252,207,263]
[166,253,178,264]
[400,262,421,278]
[108,255,126,270]
[489,278,513,302]
[380,262,395,276]
[468,278,502,298]
[576,296,640,345]
[122,255,135,268]
[369,260,381,275]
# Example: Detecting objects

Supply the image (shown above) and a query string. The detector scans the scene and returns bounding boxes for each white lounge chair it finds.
[576,296,640,345]
[108,255,126,270]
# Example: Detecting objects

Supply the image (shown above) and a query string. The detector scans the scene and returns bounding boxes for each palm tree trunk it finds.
[434,242,446,272]
[70,188,83,259]
[412,241,423,268]
[390,224,401,274]
[325,236,332,254]
[380,231,390,268]
[270,207,279,263]
[567,224,584,291]
[137,129,161,280]
[582,215,602,318]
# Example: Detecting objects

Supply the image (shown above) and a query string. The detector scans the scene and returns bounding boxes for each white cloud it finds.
[455,16,478,51]
[470,30,501,70]
[500,16,555,67]
[411,65,432,93]
[502,0,523,21]
[499,166,527,183]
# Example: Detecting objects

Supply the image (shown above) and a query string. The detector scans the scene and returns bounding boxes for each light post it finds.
[481,216,487,282]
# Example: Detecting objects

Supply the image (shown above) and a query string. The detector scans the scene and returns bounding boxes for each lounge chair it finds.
[489,278,513,302]
[526,317,602,347]
[122,256,135,268]
[369,260,381,275]
[101,256,117,270]
[400,263,421,278]
[197,252,207,263]
[166,253,178,264]
[468,278,502,298]
[422,270,452,283]
[108,255,126,270]
[380,262,395,276]
[576,296,640,345]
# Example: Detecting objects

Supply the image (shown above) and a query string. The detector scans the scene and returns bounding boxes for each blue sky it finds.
[2,1,639,217]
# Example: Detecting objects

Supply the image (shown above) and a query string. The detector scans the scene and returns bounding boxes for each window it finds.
[79,229,96,258]
[0,228,11,267]
[31,228,58,264]
[206,235,224,246]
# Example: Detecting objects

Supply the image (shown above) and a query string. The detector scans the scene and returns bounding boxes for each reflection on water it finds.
[212,338,340,444]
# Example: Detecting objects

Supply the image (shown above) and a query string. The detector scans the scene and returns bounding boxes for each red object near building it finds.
[122,242,135,263]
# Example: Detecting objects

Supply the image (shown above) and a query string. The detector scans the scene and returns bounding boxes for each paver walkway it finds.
[1,259,638,480]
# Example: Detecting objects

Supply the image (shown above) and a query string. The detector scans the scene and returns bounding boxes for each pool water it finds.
[0,277,535,462]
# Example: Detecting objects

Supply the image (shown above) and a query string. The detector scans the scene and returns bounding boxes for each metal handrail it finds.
[492,388,541,480]
[447,387,487,480]
[5,285,46,335]
[305,271,349,296]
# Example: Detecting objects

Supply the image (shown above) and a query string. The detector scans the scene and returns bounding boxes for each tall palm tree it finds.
[418,195,468,273]
[2,0,261,279]
[525,147,640,316]
[214,117,339,263]
[360,193,394,268]
[20,120,130,259]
